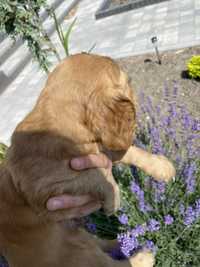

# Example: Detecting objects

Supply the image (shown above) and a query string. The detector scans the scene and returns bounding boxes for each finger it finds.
[46,194,95,211]
[70,153,112,170]
[65,201,102,219]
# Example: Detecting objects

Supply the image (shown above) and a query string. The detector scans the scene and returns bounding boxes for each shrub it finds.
[88,82,200,266]
[0,0,52,71]
[187,55,200,79]
[0,1,76,72]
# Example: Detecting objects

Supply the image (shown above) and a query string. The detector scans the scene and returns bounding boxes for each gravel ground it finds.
[117,46,200,118]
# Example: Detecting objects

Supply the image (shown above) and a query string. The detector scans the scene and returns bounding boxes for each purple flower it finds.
[161,116,171,128]
[156,105,161,114]
[188,134,200,140]
[139,201,153,213]
[184,162,196,194]
[131,181,141,194]
[0,257,8,267]
[156,182,166,193]
[164,81,169,99]
[152,181,166,203]
[86,222,96,233]
[166,127,176,139]
[118,232,139,257]
[183,206,196,226]
[109,247,125,260]
[144,240,157,254]
[131,165,140,179]
[147,96,154,112]
[147,219,160,232]
[181,200,200,226]
[192,119,200,131]
[131,224,146,237]
[164,215,174,225]
[175,155,182,165]
[149,127,163,154]
[168,102,178,119]
[130,181,153,213]
[172,81,178,98]
[181,109,192,129]
[118,214,129,225]
[186,140,195,159]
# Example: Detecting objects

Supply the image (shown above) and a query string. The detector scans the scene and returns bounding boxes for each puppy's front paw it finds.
[129,250,155,267]
[151,155,176,182]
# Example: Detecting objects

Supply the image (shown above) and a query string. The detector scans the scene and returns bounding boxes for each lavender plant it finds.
[88,82,200,267]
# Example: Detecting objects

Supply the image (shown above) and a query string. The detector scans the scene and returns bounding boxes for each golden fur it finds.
[0,53,175,267]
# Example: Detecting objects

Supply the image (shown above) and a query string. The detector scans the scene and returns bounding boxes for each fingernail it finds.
[47,199,63,211]
[70,158,82,169]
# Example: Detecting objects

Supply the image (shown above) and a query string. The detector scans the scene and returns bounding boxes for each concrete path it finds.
[0,0,199,145]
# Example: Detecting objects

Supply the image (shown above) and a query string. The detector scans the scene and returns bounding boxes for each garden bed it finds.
[88,47,200,267]
[117,45,200,119]
[95,0,169,19]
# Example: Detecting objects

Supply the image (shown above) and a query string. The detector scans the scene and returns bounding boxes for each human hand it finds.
[46,153,112,219]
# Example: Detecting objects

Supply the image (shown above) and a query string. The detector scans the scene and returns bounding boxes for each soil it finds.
[117,46,200,118]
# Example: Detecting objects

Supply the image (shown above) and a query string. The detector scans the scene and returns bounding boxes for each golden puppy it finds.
[0,53,174,267]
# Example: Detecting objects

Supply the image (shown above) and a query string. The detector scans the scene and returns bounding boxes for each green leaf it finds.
[63,17,77,56]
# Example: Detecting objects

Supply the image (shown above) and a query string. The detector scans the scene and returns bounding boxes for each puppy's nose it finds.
[103,149,127,162]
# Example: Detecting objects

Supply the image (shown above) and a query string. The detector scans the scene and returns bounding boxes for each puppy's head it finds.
[42,53,136,158]
[85,55,136,155]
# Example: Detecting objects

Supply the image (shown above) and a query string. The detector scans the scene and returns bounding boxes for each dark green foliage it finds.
[0,0,57,72]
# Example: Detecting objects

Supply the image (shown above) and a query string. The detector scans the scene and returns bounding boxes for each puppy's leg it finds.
[95,238,118,252]
[95,240,155,267]
[9,157,120,221]
[69,246,154,267]
[80,230,154,267]
[88,232,118,252]
[118,145,175,182]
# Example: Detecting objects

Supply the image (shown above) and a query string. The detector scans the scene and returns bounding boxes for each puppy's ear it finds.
[86,88,136,151]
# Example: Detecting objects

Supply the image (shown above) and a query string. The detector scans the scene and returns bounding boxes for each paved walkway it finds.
[0,0,199,145]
